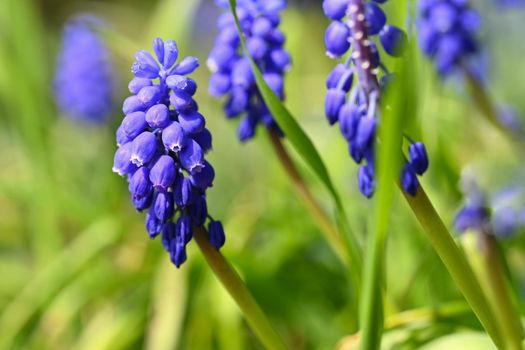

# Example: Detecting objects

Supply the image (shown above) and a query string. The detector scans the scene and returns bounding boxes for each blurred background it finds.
[1,0,525,349]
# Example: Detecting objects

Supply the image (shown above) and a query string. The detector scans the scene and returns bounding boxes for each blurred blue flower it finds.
[322,0,428,197]
[455,176,525,238]
[54,15,114,123]
[208,0,290,141]
[113,38,225,267]
[416,0,481,77]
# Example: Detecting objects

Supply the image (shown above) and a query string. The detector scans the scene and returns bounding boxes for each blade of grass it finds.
[0,218,119,349]
[359,61,406,350]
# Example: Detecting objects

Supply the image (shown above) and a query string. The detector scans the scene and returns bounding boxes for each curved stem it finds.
[193,226,288,350]
[402,185,505,349]
[267,131,362,287]
[462,65,524,144]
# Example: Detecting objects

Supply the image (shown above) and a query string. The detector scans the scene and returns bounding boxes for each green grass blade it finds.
[359,62,406,350]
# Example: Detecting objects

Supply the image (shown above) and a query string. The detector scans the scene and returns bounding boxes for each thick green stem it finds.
[267,130,362,291]
[402,185,505,349]
[477,233,523,350]
[193,226,288,350]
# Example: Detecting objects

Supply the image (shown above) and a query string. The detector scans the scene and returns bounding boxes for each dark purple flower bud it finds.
[365,3,387,35]
[162,121,187,152]
[170,90,197,113]
[163,40,179,69]
[355,116,376,152]
[217,25,240,45]
[171,56,199,75]
[247,36,269,60]
[193,128,213,153]
[323,0,350,20]
[180,139,204,173]
[189,161,215,190]
[208,220,226,249]
[170,240,187,268]
[225,87,249,117]
[325,88,347,125]
[174,176,194,206]
[166,75,197,96]
[176,215,193,244]
[379,25,407,57]
[153,38,165,64]
[326,64,353,91]
[417,23,439,56]
[145,104,170,129]
[349,141,364,163]
[129,167,152,199]
[408,142,429,175]
[435,34,463,75]
[238,115,258,141]
[162,222,176,250]
[401,163,419,196]
[209,73,231,97]
[178,111,206,134]
[121,111,147,139]
[130,131,158,166]
[132,50,160,78]
[154,191,175,222]
[338,103,360,141]
[133,191,153,211]
[191,195,208,226]
[112,143,136,176]
[137,86,162,109]
[146,208,163,238]
[358,165,375,198]
[268,29,286,46]
[461,10,481,33]
[122,95,144,114]
[128,77,152,94]
[207,45,236,73]
[149,155,177,190]
[324,21,351,58]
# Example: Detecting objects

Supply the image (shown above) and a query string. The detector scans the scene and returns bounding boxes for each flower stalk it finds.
[402,185,505,348]
[193,226,288,350]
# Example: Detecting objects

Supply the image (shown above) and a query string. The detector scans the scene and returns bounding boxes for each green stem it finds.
[193,226,288,350]
[402,185,505,349]
[462,65,524,143]
[477,233,523,350]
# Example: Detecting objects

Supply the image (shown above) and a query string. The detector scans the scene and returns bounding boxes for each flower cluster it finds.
[416,0,481,77]
[54,15,114,123]
[112,38,225,267]
[208,0,291,141]
[455,177,525,238]
[323,0,429,197]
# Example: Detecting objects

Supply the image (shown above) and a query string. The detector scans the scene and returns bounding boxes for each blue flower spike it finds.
[54,15,114,123]
[322,0,429,197]
[208,0,291,141]
[112,38,226,267]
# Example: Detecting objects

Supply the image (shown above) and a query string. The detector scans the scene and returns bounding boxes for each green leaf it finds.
[359,60,408,350]
[227,0,362,286]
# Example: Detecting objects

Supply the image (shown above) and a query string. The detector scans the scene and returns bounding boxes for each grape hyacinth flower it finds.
[416,0,481,77]
[112,38,226,267]
[455,176,525,238]
[208,0,291,141]
[323,0,429,197]
[54,15,114,123]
